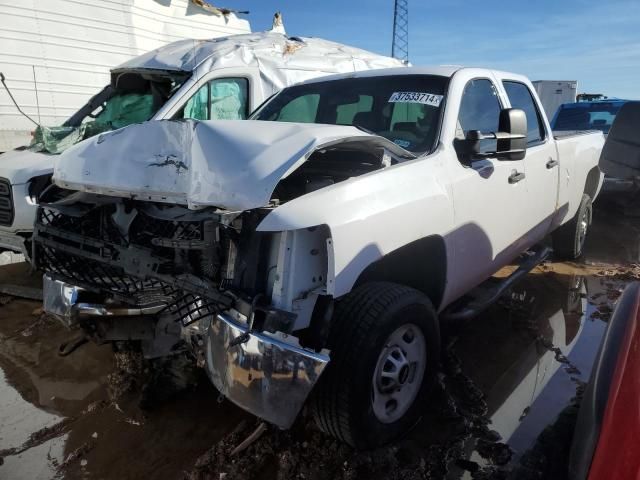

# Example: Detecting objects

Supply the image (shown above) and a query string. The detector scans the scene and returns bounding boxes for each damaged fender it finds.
[258,148,456,303]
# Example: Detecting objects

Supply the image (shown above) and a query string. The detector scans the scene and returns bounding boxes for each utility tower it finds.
[392,0,409,63]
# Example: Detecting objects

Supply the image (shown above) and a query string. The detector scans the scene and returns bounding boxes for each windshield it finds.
[552,102,626,134]
[30,70,188,154]
[77,70,188,128]
[252,75,449,154]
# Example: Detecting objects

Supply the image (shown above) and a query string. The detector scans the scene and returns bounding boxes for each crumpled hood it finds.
[54,119,413,211]
[0,148,54,185]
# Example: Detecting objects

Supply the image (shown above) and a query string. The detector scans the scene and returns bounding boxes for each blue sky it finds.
[224,0,639,99]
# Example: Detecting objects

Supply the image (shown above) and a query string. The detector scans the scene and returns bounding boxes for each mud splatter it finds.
[107,348,146,402]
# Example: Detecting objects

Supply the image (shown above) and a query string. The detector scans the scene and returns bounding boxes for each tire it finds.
[552,193,592,260]
[311,281,440,449]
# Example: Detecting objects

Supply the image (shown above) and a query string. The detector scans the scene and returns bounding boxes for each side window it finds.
[503,81,545,145]
[182,84,209,120]
[210,78,248,120]
[274,94,320,123]
[457,78,502,152]
[180,77,249,120]
[335,95,373,125]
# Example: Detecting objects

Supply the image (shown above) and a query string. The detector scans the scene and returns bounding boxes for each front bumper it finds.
[43,275,166,327]
[206,312,330,429]
[43,275,330,429]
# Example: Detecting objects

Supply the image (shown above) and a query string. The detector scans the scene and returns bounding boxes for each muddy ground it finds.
[0,198,638,480]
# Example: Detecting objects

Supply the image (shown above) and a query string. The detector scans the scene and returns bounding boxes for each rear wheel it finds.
[311,282,440,449]
[552,193,592,260]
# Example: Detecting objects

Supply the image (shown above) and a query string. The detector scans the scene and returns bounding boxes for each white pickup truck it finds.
[34,67,604,448]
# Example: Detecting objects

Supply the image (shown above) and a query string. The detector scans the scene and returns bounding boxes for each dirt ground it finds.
[0,198,638,480]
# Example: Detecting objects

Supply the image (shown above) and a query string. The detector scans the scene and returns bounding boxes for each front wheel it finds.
[552,193,593,260]
[311,282,440,449]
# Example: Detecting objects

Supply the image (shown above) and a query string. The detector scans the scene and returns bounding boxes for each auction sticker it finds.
[388,92,443,107]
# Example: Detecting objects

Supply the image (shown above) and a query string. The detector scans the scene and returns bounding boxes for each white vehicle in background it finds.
[0,0,252,152]
[36,67,603,448]
[0,30,404,255]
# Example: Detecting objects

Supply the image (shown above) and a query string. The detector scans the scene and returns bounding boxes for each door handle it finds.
[546,159,559,169]
[508,171,526,184]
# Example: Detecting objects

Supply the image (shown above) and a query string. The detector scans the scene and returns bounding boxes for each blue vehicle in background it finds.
[553,99,640,198]
[551,99,629,135]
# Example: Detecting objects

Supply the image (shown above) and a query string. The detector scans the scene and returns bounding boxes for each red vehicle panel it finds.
[588,282,640,480]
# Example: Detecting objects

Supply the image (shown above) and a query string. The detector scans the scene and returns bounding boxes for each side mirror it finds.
[496,108,527,161]
[456,108,527,162]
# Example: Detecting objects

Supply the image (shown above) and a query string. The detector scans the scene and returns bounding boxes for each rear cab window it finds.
[502,81,546,145]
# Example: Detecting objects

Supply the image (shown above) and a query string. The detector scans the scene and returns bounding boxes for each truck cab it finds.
[0,32,404,256]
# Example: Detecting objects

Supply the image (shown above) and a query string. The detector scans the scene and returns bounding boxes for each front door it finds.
[446,77,530,302]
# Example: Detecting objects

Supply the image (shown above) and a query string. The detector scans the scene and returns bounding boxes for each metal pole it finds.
[392,0,409,63]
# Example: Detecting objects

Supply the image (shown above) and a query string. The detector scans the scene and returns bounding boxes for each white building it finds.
[0,0,251,151]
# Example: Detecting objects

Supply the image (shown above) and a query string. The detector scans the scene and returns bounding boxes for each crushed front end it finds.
[33,187,330,428]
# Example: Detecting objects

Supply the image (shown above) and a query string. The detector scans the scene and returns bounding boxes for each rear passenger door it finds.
[501,80,559,243]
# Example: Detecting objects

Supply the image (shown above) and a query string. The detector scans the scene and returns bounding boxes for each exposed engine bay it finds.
[273,144,391,202]
[34,187,331,336]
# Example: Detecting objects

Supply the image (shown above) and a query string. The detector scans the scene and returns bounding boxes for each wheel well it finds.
[353,236,447,309]
[584,166,601,199]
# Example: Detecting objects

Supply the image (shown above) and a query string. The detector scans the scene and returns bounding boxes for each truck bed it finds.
[553,130,602,140]
[553,130,604,226]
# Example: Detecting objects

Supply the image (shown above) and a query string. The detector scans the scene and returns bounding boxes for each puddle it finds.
[0,203,638,480]
[0,268,246,479]
[0,367,66,480]
[444,272,612,479]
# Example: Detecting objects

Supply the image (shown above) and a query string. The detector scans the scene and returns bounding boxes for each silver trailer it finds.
[533,80,578,120]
